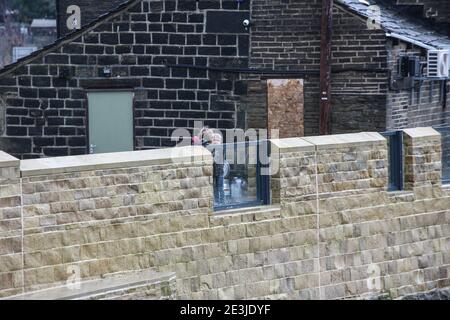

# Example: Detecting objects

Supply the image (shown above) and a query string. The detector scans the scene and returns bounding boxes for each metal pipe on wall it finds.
[319,0,334,135]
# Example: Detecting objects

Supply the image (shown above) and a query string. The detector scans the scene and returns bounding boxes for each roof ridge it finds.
[0,0,140,77]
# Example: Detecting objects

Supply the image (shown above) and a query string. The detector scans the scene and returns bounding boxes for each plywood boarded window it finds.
[267,79,304,138]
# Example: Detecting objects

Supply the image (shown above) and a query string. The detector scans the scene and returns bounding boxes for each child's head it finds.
[211,133,222,145]
[202,128,215,143]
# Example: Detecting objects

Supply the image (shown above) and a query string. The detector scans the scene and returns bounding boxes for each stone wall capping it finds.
[4,269,176,300]
[270,138,315,153]
[402,127,441,139]
[20,146,212,177]
[302,132,386,150]
[0,151,20,168]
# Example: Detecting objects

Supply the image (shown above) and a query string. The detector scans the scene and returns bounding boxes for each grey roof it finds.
[336,0,450,49]
[30,19,57,28]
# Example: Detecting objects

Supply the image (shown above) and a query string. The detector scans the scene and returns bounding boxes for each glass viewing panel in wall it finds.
[436,127,450,184]
[209,141,270,211]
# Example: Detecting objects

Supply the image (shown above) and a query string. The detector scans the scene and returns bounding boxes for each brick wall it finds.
[249,0,389,135]
[0,0,250,159]
[0,128,449,299]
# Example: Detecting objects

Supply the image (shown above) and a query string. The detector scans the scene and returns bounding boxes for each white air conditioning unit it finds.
[427,49,449,78]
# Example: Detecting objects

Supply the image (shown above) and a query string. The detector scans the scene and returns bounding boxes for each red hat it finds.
[192,136,202,145]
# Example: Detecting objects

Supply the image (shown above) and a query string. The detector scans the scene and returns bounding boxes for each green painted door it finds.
[87,91,134,154]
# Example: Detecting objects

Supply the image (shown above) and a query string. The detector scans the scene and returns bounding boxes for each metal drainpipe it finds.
[319,0,334,135]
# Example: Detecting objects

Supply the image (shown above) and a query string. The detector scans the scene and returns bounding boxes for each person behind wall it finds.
[193,127,225,206]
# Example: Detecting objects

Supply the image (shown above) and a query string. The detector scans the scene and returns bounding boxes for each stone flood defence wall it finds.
[0,128,449,300]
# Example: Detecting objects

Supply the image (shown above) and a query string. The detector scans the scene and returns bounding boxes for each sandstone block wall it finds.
[19,146,212,294]
[271,129,449,299]
[0,128,449,299]
[403,127,442,190]
[0,152,22,297]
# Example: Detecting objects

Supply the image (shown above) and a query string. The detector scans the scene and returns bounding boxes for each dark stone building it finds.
[248,0,450,135]
[0,0,250,158]
[0,0,448,159]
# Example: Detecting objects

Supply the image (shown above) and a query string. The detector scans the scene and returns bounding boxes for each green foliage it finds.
[8,0,56,22]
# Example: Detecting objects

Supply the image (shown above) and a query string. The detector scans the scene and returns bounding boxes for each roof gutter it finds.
[386,32,436,50]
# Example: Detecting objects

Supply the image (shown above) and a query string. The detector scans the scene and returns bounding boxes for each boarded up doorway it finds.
[267,79,304,138]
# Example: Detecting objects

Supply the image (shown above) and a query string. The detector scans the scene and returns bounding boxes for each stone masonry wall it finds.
[0,128,449,299]
[19,146,212,295]
[248,0,388,135]
[386,39,450,130]
[0,152,22,297]
[0,0,250,159]
[271,129,449,299]
[403,127,442,190]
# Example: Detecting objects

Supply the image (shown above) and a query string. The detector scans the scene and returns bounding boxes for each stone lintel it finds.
[20,146,212,177]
